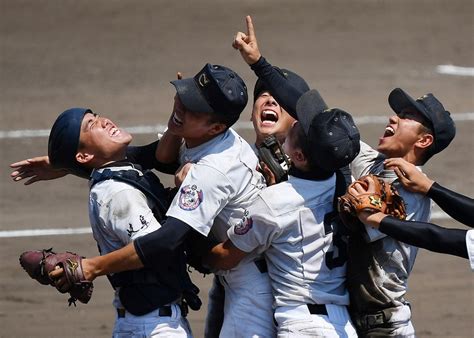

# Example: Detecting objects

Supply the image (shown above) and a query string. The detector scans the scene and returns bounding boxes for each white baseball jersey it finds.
[466,229,474,271]
[89,164,192,337]
[166,128,275,337]
[227,173,349,307]
[166,128,266,264]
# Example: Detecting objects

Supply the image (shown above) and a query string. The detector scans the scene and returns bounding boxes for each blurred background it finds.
[1,1,473,337]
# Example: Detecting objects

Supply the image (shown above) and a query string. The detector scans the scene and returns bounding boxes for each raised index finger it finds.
[246,15,256,40]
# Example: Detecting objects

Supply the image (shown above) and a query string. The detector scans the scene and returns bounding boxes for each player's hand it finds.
[10,156,68,185]
[175,162,193,187]
[233,16,262,65]
[49,266,70,292]
[49,258,95,291]
[384,157,434,194]
[357,211,387,229]
[258,160,277,186]
[348,175,376,196]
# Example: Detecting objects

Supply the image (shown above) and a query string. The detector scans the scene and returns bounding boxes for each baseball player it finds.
[50,63,277,338]
[45,108,193,337]
[350,158,474,270]
[250,68,309,149]
[233,15,456,336]
[9,66,310,338]
[205,89,360,337]
[343,89,456,337]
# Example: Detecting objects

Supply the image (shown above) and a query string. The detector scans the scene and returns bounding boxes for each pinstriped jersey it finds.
[228,174,350,307]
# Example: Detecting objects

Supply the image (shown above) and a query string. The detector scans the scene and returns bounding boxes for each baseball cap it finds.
[296,90,360,172]
[48,108,91,177]
[253,67,310,101]
[388,88,456,156]
[171,63,248,117]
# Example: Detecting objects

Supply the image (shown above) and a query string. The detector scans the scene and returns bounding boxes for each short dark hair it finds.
[418,122,436,165]
[207,111,240,129]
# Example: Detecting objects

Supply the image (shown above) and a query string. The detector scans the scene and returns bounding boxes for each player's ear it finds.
[75,151,94,164]
[292,148,307,166]
[415,133,434,150]
[208,122,227,136]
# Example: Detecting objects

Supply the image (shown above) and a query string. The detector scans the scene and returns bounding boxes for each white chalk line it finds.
[436,65,474,77]
[0,210,456,238]
[0,109,471,238]
[1,113,473,140]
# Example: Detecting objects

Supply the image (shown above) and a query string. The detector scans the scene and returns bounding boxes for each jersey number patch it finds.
[323,212,348,270]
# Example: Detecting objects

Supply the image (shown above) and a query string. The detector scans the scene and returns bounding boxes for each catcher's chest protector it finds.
[90,168,170,222]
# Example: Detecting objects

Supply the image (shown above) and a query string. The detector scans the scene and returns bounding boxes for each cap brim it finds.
[388,88,431,122]
[171,78,214,113]
[295,89,328,135]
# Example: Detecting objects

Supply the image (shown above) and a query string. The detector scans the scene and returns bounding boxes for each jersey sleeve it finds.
[100,188,162,243]
[250,56,303,119]
[166,164,234,237]
[428,182,474,227]
[227,200,280,253]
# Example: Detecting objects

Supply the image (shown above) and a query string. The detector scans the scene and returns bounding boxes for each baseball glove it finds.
[338,174,407,232]
[257,135,291,185]
[19,248,93,306]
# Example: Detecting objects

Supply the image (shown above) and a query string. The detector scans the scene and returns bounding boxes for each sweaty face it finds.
[168,96,222,147]
[252,91,296,145]
[377,110,431,158]
[78,112,132,160]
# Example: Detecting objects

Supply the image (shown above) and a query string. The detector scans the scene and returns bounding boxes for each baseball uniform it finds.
[227,173,357,337]
[166,128,275,338]
[90,163,192,338]
[347,141,431,337]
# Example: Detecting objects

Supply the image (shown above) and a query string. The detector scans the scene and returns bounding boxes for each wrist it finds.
[422,179,435,195]
[81,258,97,281]
[359,211,387,228]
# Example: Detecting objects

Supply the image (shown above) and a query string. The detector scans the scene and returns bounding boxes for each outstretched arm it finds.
[10,156,69,185]
[233,16,305,119]
[50,217,193,288]
[351,176,468,259]
[385,157,474,227]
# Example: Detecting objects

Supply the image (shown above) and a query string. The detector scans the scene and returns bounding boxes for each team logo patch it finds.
[234,210,253,235]
[179,185,203,210]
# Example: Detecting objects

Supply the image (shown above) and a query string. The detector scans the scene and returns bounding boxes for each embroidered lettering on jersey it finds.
[127,215,150,237]
[234,209,253,235]
[179,184,203,210]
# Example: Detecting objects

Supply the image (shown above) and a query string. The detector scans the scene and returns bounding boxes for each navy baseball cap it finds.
[388,88,456,156]
[296,90,360,172]
[171,63,248,117]
[48,108,91,177]
[253,67,310,102]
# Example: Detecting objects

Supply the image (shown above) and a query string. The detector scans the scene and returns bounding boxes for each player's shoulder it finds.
[89,166,147,202]
[196,129,258,173]
[255,180,302,216]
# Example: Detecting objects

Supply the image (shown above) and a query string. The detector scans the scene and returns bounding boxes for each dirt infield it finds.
[1,1,473,337]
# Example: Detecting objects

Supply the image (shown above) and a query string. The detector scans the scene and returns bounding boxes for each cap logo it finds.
[417,94,428,101]
[198,73,210,88]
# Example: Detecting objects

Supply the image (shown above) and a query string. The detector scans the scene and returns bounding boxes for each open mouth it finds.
[383,126,395,138]
[261,110,278,125]
[108,127,121,137]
